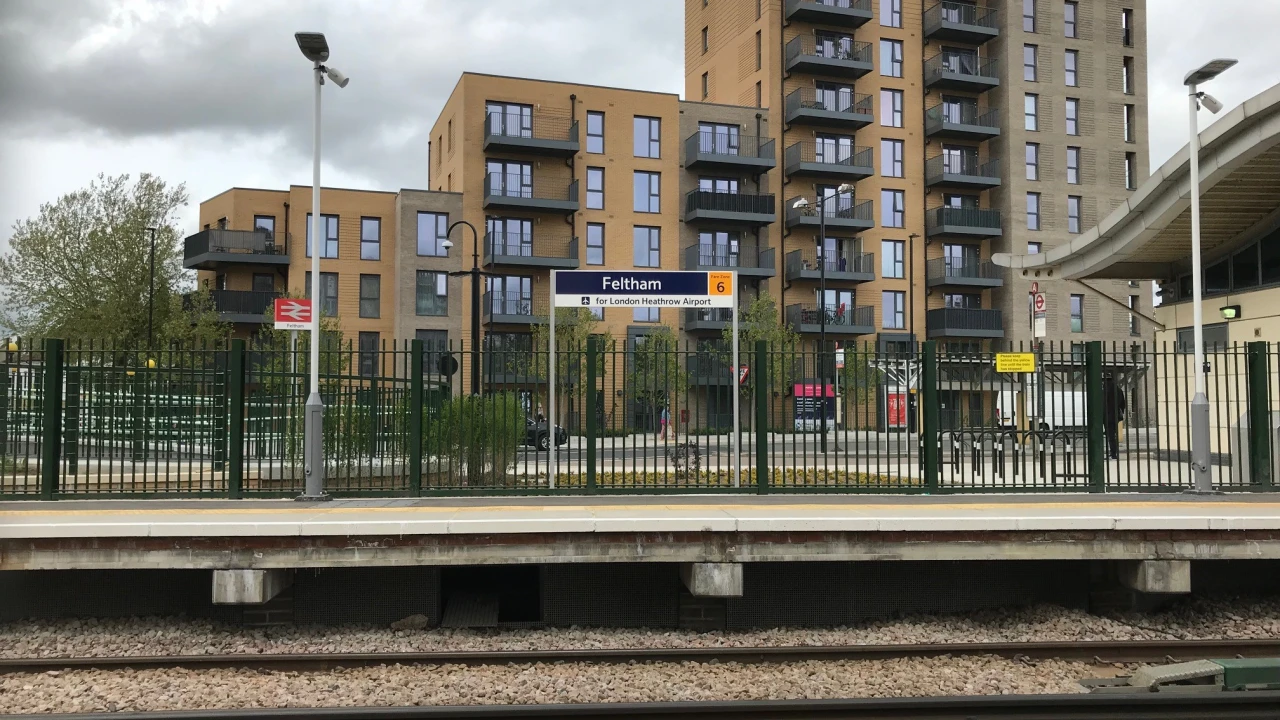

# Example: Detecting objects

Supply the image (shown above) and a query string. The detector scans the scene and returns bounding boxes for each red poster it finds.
[887,393,907,428]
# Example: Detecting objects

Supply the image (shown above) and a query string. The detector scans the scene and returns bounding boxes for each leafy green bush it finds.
[426,392,524,485]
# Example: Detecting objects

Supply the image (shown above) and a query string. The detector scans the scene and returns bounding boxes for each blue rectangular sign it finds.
[553,270,734,308]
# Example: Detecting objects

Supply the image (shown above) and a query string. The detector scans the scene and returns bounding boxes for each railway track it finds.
[3,638,1280,674]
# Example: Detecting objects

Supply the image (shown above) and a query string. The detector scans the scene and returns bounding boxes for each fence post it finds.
[586,335,598,493]
[921,341,938,493]
[227,339,246,499]
[1247,341,1272,489]
[755,341,769,493]
[409,339,424,496]
[40,338,64,500]
[1085,341,1105,493]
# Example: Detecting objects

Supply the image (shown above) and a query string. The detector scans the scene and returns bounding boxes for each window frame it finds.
[416,211,449,257]
[1028,241,1043,254]
[586,167,605,210]
[881,239,904,279]
[1064,49,1078,87]
[881,189,905,228]
[1067,195,1082,234]
[880,138,904,177]
[1064,1,1077,37]
[586,223,605,266]
[305,271,339,317]
[1023,44,1038,82]
[1070,294,1084,333]
[305,213,339,259]
[633,171,661,213]
[1066,146,1080,184]
[1026,192,1041,230]
[633,116,661,158]
[633,226,661,268]
[880,88,904,128]
[1065,97,1080,135]
[586,111,604,154]
[1124,104,1135,143]
[415,270,449,317]
[358,332,380,378]
[880,39,904,78]
[1025,142,1040,181]
[1024,93,1039,131]
[358,273,381,319]
[1125,152,1137,190]
[880,0,902,27]
[1023,0,1036,32]
[882,290,906,329]
[360,217,381,261]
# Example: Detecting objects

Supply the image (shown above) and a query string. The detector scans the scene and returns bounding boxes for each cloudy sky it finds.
[1,0,1277,243]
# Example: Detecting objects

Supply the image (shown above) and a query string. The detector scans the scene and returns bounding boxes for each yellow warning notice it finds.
[708,272,734,296]
[995,352,1036,373]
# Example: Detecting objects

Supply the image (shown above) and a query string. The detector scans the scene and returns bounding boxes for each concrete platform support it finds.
[680,562,743,597]
[1120,560,1191,594]
[212,569,293,605]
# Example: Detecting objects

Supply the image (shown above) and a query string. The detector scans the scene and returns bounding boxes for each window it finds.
[358,332,380,378]
[253,215,275,236]
[881,139,904,177]
[633,171,660,213]
[1124,104,1135,142]
[701,72,709,99]
[1066,146,1080,184]
[1024,93,1039,130]
[880,89,904,127]
[305,213,338,258]
[1023,0,1036,32]
[1176,323,1229,353]
[1264,232,1280,285]
[944,292,981,309]
[1028,242,1043,254]
[1233,246,1260,289]
[486,159,532,197]
[359,274,380,318]
[880,0,902,27]
[881,189,905,228]
[1121,8,1133,46]
[1026,193,1041,230]
[590,307,604,321]
[217,217,227,229]
[700,177,739,194]
[1070,294,1084,332]
[586,167,604,209]
[882,291,905,329]
[1064,1,1077,37]
[1026,142,1040,180]
[755,81,762,108]
[633,226,660,267]
[360,217,380,260]
[416,330,449,375]
[882,240,904,279]
[633,307,660,323]
[304,271,338,317]
[698,122,740,155]
[701,26,708,53]
[586,111,604,154]
[415,271,448,316]
[1065,50,1078,86]
[633,116,661,158]
[880,39,903,77]
[1023,44,1037,82]
[1065,98,1079,135]
[1122,56,1134,94]
[252,273,274,293]
[755,30,762,70]
[1125,152,1137,190]
[1067,195,1081,233]
[487,217,536,257]
[586,223,605,266]
[699,231,741,268]
[486,102,532,138]
[417,212,448,257]
[1128,295,1140,335]
[447,119,453,151]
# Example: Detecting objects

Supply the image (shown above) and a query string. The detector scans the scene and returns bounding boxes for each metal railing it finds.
[785,87,874,119]
[925,103,1001,132]
[785,141,873,169]
[683,308,734,326]
[927,258,1000,282]
[924,1,998,29]
[685,190,776,216]
[184,229,288,259]
[483,290,543,320]
[925,53,1000,82]
[789,0,873,12]
[484,231,577,262]
[209,290,278,317]
[684,131,775,161]
[927,206,1003,233]
[927,307,1003,332]
[786,303,875,329]
[484,110,579,145]
[785,196,874,224]
[683,243,774,270]
[926,154,1001,180]
[786,249,874,276]
[785,36,874,66]
[483,172,579,204]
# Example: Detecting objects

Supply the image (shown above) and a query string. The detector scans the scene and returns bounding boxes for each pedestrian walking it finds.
[659,405,670,440]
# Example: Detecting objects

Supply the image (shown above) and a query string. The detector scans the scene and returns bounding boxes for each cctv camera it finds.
[440,238,454,250]
[1199,92,1223,114]
[325,66,350,89]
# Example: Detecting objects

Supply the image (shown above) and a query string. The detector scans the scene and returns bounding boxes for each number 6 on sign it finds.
[709,272,733,297]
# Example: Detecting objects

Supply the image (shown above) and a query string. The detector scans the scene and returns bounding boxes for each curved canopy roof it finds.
[993,83,1280,280]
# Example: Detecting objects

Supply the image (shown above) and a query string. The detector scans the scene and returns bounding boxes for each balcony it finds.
[926,206,1003,238]
[786,303,875,336]
[924,54,1000,92]
[783,141,873,181]
[925,154,1001,190]
[784,0,873,28]
[482,173,579,213]
[784,88,874,129]
[483,111,579,157]
[784,36,873,79]
[785,249,874,284]
[684,190,776,226]
[924,2,999,44]
[926,258,1004,289]
[183,229,290,271]
[682,243,776,278]
[684,308,735,333]
[684,131,777,173]
[784,196,874,233]
[925,103,1001,140]
[687,354,735,386]
[483,231,580,269]
[926,308,1004,339]
[187,290,278,324]
[482,290,548,326]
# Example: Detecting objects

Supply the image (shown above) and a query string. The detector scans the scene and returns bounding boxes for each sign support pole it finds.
[731,273,740,489]
[548,269,557,491]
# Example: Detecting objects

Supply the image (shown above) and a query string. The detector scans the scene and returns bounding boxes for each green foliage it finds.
[722,294,799,392]
[0,173,221,345]
[838,344,884,404]
[530,308,609,389]
[426,392,524,485]
[631,325,686,404]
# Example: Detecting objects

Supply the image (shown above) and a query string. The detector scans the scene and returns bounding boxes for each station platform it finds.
[3,494,1280,571]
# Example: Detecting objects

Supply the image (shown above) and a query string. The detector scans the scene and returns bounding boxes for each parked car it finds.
[525,417,568,451]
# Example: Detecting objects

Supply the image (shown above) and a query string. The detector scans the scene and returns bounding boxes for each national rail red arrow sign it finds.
[274,298,313,331]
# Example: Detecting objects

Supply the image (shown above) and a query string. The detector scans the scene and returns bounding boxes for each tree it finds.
[722,294,800,395]
[0,173,217,346]
[632,325,686,415]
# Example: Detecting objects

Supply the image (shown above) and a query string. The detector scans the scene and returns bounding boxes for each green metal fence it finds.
[0,337,1274,499]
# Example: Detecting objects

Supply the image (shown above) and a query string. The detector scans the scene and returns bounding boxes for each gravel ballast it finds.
[0,656,1101,714]
[2,597,1278,659]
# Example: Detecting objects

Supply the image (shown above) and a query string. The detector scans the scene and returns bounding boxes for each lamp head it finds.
[295,32,330,63]
[1183,58,1237,86]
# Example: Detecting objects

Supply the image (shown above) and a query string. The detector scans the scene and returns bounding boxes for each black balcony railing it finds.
[483,172,579,204]
[925,103,1001,133]
[684,243,772,270]
[684,308,735,327]
[184,229,288,260]
[484,111,579,148]
[927,257,1001,282]
[927,307,1003,332]
[687,353,733,380]
[784,141,873,170]
[685,190,775,216]
[483,290,542,320]
[785,35,874,67]
[924,1,999,30]
[924,54,1000,83]
[484,231,578,263]
[927,206,1003,233]
[785,196,874,224]
[786,303,874,330]
[206,290,278,318]
[785,87,874,120]
[786,249,874,277]
[684,131,775,161]
[926,154,1001,181]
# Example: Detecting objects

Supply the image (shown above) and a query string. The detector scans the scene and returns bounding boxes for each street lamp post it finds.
[1183,58,1236,494]
[294,31,350,501]
[441,221,481,395]
[792,183,855,455]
